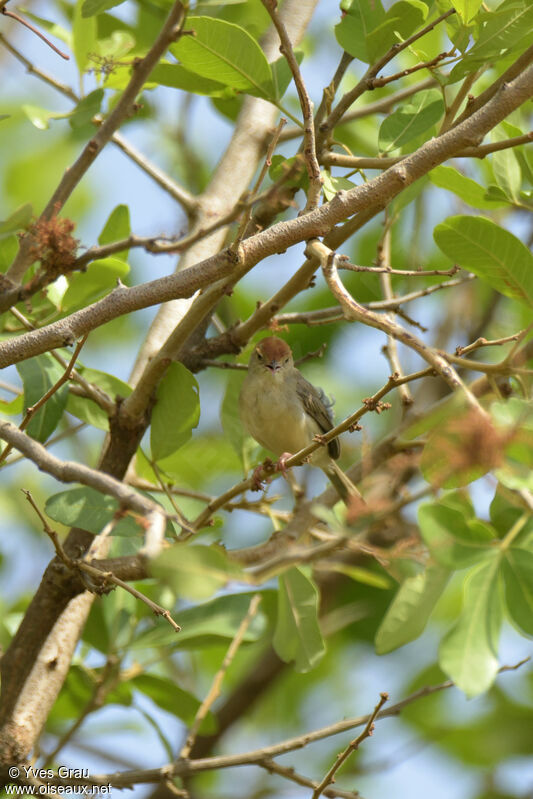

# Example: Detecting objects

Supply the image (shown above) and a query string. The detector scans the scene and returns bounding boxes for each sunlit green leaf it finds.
[418,501,495,569]
[429,165,509,209]
[130,591,268,650]
[98,203,131,260]
[375,565,451,654]
[379,89,444,153]
[434,215,533,307]
[132,674,216,732]
[439,556,502,697]
[16,354,69,443]
[334,0,385,63]
[149,64,228,96]
[66,366,131,430]
[45,486,142,536]
[452,0,483,24]
[170,17,274,99]
[73,0,98,74]
[366,0,428,61]
[501,548,533,636]
[151,362,200,461]
[81,0,125,16]
[62,257,129,312]
[151,545,238,600]
[0,204,33,240]
[273,568,326,673]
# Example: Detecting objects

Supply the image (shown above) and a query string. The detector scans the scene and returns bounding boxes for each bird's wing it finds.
[295,376,341,460]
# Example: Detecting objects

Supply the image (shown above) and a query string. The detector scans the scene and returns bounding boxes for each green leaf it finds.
[439,556,502,697]
[73,0,98,74]
[334,0,386,63]
[16,354,69,442]
[0,394,24,417]
[69,88,104,129]
[322,173,356,201]
[434,215,533,307]
[491,399,533,492]
[0,204,33,240]
[21,105,64,131]
[61,257,129,312]
[448,2,533,82]
[429,165,509,210]
[82,0,126,17]
[501,548,533,636]
[453,0,483,24]
[273,568,326,673]
[375,565,451,654]
[491,129,522,203]
[151,545,237,600]
[271,51,304,101]
[45,486,142,536]
[131,674,216,732]
[418,501,495,569]
[149,64,228,96]
[66,366,131,430]
[98,203,131,260]
[130,591,268,650]
[325,562,392,589]
[472,2,533,57]
[221,370,246,457]
[378,89,444,153]
[170,17,275,99]
[0,236,18,271]
[366,0,428,62]
[151,362,200,461]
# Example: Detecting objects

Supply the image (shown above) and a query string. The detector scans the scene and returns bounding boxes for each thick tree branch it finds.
[2,62,531,372]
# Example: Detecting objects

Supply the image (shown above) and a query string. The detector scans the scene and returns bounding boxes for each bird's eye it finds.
[256,351,263,360]
[284,357,289,364]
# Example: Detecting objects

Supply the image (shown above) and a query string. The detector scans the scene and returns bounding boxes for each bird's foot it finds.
[251,459,274,491]
[275,452,293,476]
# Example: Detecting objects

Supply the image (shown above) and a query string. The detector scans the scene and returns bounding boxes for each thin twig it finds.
[272,276,475,327]
[367,52,450,89]
[231,117,287,248]
[321,132,533,171]
[376,221,413,407]
[7,0,187,283]
[0,421,174,519]
[339,262,460,277]
[180,594,262,758]
[455,331,524,356]
[8,307,115,412]
[89,658,529,787]
[25,488,178,631]
[310,239,486,415]
[0,334,88,466]
[1,7,69,59]
[192,367,433,531]
[78,562,181,632]
[312,692,389,799]
[150,459,195,533]
[319,9,456,145]
[259,757,360,799]
[261,0,322,210]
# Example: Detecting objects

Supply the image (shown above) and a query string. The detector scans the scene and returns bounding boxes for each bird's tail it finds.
[322,460,365,506]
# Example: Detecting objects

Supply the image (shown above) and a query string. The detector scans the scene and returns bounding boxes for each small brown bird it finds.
[239,336,359,503]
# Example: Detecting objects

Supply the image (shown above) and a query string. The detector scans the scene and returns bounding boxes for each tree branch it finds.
[6,0,187,284]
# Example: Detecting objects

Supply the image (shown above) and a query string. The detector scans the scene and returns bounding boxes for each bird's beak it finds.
[266,360,281,373]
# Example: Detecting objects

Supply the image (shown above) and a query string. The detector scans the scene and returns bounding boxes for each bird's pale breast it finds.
[240,369,321,457]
